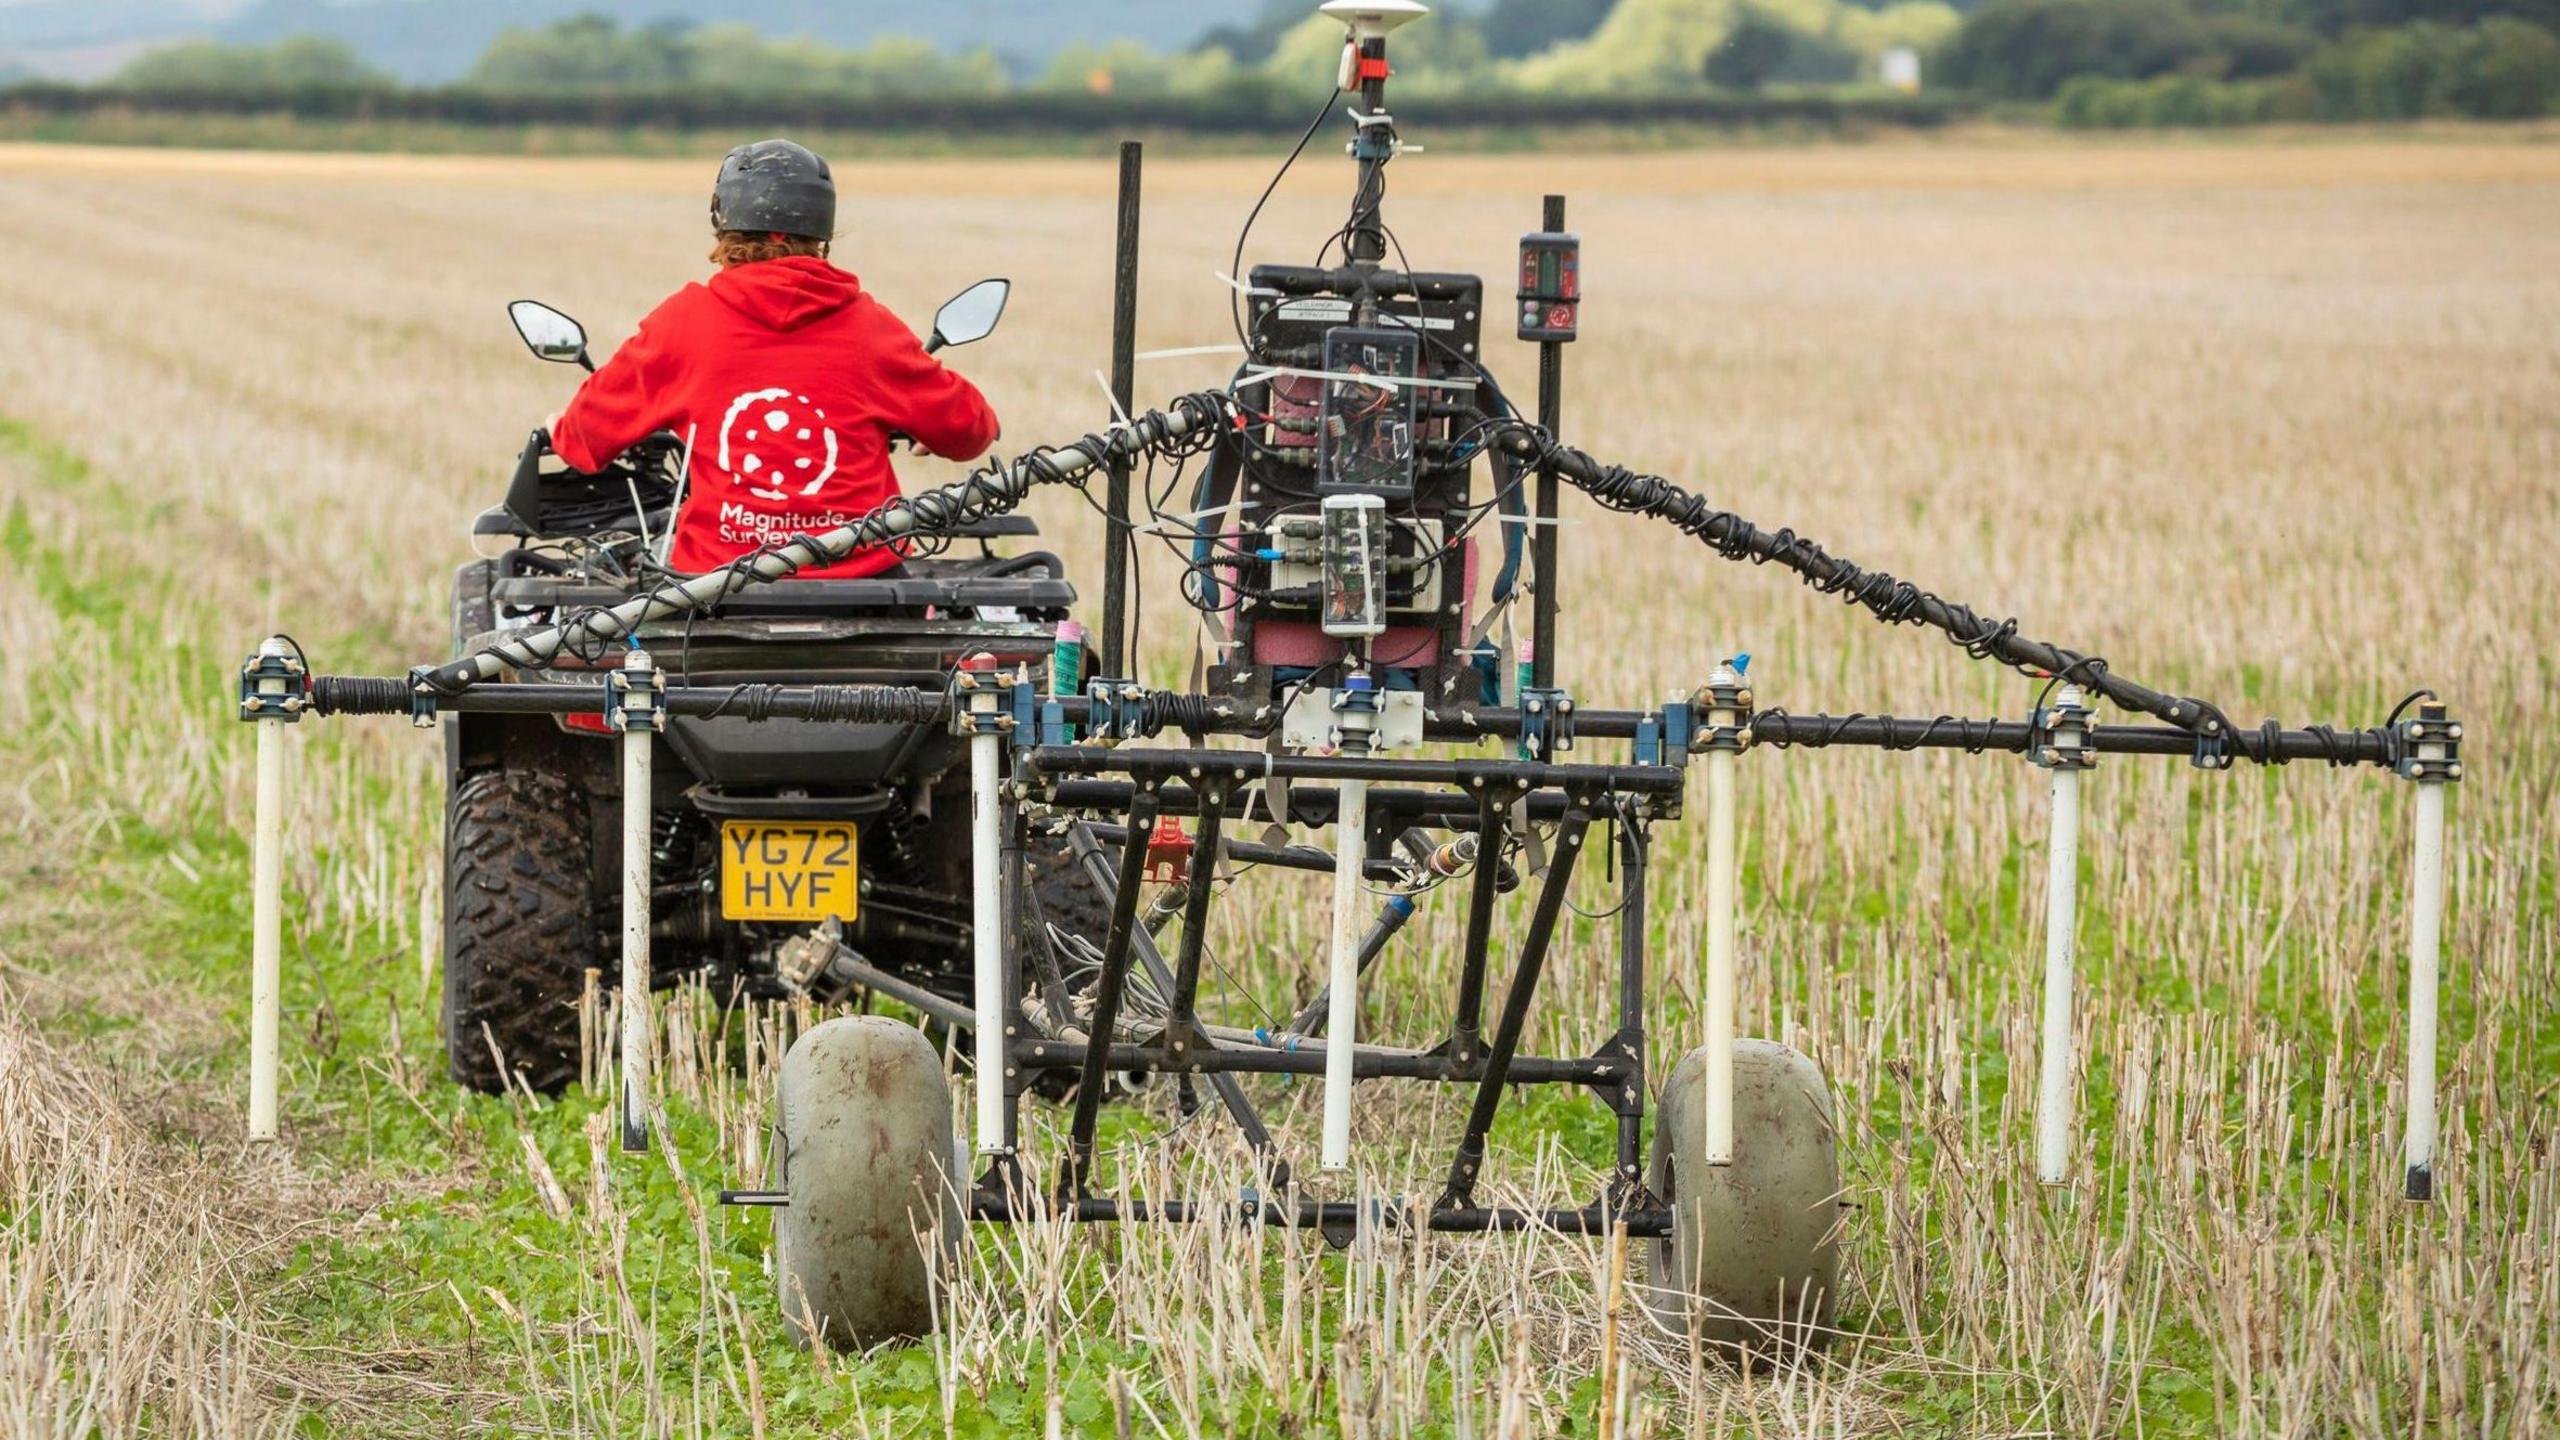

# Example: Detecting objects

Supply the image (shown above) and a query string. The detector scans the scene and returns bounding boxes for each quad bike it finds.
[441,281,1112,1096]
[241,0,2460,1375]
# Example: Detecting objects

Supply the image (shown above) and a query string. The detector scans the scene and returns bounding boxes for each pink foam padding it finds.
[1249,537,1477,670]
[1268,375,1322,450]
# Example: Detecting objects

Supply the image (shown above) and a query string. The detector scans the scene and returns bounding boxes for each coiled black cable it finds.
[309,675,409,716]
[1749,709,2008,754]
[1498,421,2231,736]
[443,393,1233,692]
[1139,691,1235,736]
[696,684,948,726]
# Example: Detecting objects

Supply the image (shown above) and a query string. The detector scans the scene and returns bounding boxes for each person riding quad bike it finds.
[444,139,1112,1097]
[551,138,1000,577]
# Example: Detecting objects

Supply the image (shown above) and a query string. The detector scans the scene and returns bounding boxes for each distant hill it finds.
[0,0,1286,82]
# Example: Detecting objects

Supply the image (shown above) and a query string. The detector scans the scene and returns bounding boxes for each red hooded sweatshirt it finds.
[550,256,1000,578]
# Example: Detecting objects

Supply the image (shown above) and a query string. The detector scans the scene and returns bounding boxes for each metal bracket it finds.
[951,653,1009,738]
[1324,672,1395,757]
[1283,683,1421,752]
[404,665,442,730]
[2188,728,2232,771]
[1693,671,1751,755]
[1518,686,1576,762]
[605,653,663,734]
[1349,111,1398,162]
[1034,697,1075,748]
[1584,1032,1646,1163]
[1001,677,1056,753]
[1632,698,1696,768]
[2028,696,2096,771]
[2394,703,2463,783]
[236,646,307,723]
[1084,676,1147,741]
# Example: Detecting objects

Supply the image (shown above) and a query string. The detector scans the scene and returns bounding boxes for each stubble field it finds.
[0,135,2554,1438]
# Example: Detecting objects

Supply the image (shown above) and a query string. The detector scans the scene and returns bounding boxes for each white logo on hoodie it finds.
[716,388,839,502]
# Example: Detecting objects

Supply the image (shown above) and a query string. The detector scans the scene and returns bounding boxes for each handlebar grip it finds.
[515,425,552,466]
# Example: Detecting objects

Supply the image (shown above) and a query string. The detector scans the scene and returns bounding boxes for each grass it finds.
[0,137,2554,1436]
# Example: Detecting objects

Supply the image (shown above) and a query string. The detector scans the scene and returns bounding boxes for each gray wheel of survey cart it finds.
[771,1016,963,1350]
[1646,1037,1844,1359]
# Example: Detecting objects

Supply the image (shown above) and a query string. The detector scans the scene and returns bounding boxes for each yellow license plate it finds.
[719,821,860,923]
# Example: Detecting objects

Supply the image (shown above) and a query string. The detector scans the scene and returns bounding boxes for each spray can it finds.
[1051,619,1087,699]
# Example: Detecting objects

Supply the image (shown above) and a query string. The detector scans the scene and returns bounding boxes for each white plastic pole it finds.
[2404,718,2450,1201]
[618,650,656,1154]
[1321,776,1370,1171]
[1702,665,1741,1166]
[970,722,1006,1153]
[2034,684,2087,1186]
[247,677,288,1141]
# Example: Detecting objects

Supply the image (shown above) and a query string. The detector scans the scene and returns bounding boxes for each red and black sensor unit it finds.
[1517,230,1580,343]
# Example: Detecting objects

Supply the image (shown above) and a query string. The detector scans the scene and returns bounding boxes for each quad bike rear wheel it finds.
[771,1016,962,1349]
[443,766,596,1094]
[1646,1037,1845,1359]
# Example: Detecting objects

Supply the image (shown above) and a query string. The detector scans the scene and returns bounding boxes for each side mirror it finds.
[926,278,1009,353]
[509,300,592,370]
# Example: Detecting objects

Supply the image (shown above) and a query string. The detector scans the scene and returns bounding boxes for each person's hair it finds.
[708,230,830,268]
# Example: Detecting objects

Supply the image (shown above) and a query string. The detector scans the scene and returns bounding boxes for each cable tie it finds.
[1239,364,1477,393]
[1134,344,1250,362]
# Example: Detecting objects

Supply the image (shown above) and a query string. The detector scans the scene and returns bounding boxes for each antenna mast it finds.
[1321,0,1429,268]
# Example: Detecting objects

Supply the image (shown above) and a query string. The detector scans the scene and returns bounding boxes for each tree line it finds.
[1944,0,2560,123]
[17,0,2559,132]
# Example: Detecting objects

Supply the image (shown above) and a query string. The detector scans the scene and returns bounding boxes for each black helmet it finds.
[710,138,835,241]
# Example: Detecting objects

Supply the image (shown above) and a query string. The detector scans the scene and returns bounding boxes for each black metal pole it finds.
[1049,780,1585,827]
[1165,803,1224,1034]
[1442,810,1591,1206]
[1612,811,1648,1186]
[1349,37,1390,266]
[1530,192,1566,691]
[1062,821,1282,1167]
[1061,794,1156,1197]
[967,1189,1675,1239]
[1022,746,1683,795]
[1102,140,1143,679]
[1448,787,1511,1065]
[1017,1036,1619,1087]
